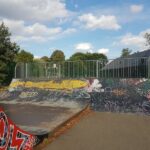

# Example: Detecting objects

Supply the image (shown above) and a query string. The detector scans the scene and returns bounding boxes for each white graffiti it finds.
[87,79,104,92]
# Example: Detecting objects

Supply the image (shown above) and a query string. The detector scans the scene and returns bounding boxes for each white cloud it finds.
[98,48,109,55]
[1,19,76,42]
[78,13,121,30]
[0,0,70,22]
[75,43,93,53]
[119,29,150,49]
[34,55,40,59]
[130,5,143,13]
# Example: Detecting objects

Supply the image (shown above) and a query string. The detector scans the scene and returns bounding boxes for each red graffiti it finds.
[0,107,35,150]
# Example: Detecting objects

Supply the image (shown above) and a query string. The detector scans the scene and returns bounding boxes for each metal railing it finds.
[15,57,150,79]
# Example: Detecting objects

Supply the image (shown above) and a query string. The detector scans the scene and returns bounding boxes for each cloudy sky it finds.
[0,0,150,59]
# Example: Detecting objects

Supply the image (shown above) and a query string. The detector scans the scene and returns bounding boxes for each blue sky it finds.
[0,0,150,59]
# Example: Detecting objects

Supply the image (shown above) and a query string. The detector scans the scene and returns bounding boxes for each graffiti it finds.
[0,107,37,150]
[0,91,11,99]
[90,79,150,115]
[3,78,150,115]
[112,89,127,96]
[87,79,102,92]
[0,111,9,149]
[10,80,88,91]
[72,89,90,99]
[146,90,150,100]
[19,92,38,98]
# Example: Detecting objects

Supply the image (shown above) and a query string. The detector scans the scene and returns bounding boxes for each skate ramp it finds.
[0,79,90,136]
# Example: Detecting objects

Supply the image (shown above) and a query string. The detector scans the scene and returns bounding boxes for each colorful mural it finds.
[0,107,37,150]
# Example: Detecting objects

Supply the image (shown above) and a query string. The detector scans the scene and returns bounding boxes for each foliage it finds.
[121,48,132,57]
[69,52,87,61]
[0,22,20,85]
[66,52,108,77]
[69,52,107,61]
[41,56,50,62]
[15,50,33,63]
[50,50,65,62]
[144,33,150,47]
[86,53,107,60]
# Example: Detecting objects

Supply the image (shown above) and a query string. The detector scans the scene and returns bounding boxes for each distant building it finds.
[103,49,150,78]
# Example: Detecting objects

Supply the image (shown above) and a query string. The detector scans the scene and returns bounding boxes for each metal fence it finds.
[15,57,150,79]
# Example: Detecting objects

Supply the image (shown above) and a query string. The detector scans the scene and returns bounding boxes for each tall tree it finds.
[41,56,50,62]
[86,53,107,60]
[0,22,20,85]
[144,33,150,47]
[15,50,33,63]
[69,52,87,61]
[50,50,65,62]
[68,52,108,77]
[69,52,107,61]
[121,48,132,57]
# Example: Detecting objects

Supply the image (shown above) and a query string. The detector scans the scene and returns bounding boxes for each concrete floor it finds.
[44,112,150,150]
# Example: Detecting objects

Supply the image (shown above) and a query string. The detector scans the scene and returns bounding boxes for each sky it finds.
[0,0,150,59]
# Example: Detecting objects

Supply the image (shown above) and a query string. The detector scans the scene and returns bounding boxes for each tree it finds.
[0,22,20,85]
[144,33,150,47]
[121,48,132,57]
[50,50,65,62]
[86,53,107,60]
[15,50,33,63]
[69,52,87,61]
[41,56,50,62]
[68,52,108,77]
[69,52,107,61]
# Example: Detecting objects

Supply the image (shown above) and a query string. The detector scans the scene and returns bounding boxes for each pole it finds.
[96,60,99,78]
[26,63,28,79]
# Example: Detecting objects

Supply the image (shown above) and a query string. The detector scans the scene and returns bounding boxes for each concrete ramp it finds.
[0,79,90,136]
[1,78,150,147]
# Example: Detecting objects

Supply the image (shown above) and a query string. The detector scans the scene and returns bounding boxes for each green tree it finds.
[69,52,87,61]
[50,50,65,62]
[86,53,107,60]
[16,50,33,63]
[0,22,20,85]
[68,52,108,77]
[69,52,107,61]
[121,48,132,57]
[145,33,150,47]
[41,56,50,62]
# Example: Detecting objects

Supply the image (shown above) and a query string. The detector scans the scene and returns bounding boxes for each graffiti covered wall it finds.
[2,78,150,115]
[88,78,150,115]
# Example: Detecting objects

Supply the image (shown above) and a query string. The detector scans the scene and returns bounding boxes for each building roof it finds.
[103,49,150,69]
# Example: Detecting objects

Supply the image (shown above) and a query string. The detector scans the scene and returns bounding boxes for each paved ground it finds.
[44,112,150,150]
[1,103,81,135]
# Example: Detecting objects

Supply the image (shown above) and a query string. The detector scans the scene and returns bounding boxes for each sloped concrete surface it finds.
[0,103,83,135]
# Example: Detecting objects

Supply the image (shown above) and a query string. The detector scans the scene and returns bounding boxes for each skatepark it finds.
[1,58,150,149]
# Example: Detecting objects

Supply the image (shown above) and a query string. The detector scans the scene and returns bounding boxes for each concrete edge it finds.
[34,104,90,149]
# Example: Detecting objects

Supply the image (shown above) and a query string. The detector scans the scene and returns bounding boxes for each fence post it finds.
[14,64,17,78]
[58,63,61,78]
[148,57,150,78]
[26,63,28,79]
[96,60,99,78]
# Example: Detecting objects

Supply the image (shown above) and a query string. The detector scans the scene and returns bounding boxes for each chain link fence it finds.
[15,57,150,79]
